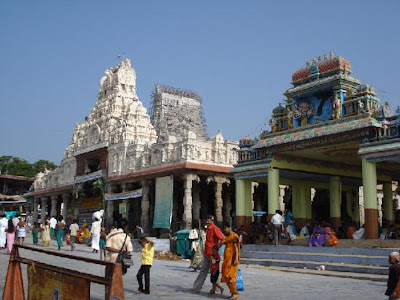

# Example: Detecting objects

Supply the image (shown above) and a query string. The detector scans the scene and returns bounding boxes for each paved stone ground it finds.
[0,236,388,300]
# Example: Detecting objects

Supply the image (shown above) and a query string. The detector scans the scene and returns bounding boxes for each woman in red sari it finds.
[221,223,240,300]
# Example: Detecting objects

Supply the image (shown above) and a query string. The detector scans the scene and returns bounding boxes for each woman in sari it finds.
[190,227,206,271]
[41,219,51,247]
[221,223,240,300]
[6,218,16,254]
[324,224,338,246]
[309,223,325,247]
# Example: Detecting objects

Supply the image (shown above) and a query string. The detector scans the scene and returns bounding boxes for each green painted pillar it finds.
[235,179,253,229]
[304,186,312,223]
[383,182,394,226]
[330,176,342,231]
[267,168,279,220]
[292,185,299,219]
[362,158,378,239]
[292,184,307,228]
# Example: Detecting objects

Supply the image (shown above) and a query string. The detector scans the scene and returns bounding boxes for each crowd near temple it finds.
[8,52,400,241]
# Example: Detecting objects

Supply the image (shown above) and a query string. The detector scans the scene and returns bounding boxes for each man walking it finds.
[271,210,284,246]
[191,215,225,293]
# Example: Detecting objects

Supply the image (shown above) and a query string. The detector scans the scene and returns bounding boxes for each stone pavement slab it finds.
[0,237,388,299]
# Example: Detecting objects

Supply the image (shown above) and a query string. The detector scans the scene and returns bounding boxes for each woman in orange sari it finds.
[221,223,240,300]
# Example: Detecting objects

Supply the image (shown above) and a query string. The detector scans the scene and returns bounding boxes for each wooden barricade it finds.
[2,244,124,300]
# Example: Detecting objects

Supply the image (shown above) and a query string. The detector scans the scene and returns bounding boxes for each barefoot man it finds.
[191,215,225,293]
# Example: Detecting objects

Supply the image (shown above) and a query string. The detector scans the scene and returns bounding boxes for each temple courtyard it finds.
[0,237,386,299]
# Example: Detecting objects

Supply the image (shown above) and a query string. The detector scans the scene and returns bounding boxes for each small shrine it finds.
[233,53,400,239]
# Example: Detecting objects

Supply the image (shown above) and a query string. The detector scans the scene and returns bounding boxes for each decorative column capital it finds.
[206,176,230,186]
[182,173,200,183]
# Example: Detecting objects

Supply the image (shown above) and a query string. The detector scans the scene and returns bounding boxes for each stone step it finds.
[241,250,388,266]
[240,257,388,275]
[261,266,388,282]
[242,244,398,256]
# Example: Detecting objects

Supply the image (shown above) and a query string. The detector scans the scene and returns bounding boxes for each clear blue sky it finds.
[1,1,399,164]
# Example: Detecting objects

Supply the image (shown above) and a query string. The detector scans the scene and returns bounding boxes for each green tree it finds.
[0,155,57,177]
[0,156,13,174]
[33,160,58,174]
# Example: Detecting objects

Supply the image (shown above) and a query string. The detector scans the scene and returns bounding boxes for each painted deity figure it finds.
[269,117,277,133]
[332,93,342,119]
[358,100,365,114]
[286,105,293,129]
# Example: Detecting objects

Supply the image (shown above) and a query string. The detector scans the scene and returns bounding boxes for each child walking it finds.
[136,237,154,295]
[99,227,107,260]
[32,222,40,245]
[209,245,224,295]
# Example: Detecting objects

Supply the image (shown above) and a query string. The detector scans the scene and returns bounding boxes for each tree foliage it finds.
[0,155,57,177]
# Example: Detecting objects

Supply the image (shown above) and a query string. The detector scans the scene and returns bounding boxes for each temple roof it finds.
[292,55,352,86]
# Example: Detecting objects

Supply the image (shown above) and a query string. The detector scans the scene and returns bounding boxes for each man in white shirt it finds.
[271,210,284,246]
[69,219,79,251]
[50,216,57,238]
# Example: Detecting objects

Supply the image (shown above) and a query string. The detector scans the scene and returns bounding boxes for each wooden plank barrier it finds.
[2,244,124,300]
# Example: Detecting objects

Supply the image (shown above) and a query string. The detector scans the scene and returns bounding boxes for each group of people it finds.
[190,215,241,300]
[0,213,31,254]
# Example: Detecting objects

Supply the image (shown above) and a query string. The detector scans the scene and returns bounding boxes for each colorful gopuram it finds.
[233,53,400,239]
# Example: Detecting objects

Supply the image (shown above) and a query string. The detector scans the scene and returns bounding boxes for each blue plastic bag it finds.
[236,268,244,291]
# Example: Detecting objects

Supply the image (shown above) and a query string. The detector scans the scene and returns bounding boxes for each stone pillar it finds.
[50,195,58,218]
[33,197,39,222]
[214,179,224,223]
[106,200,114,230]
[235,179,252,229]
[208,176,229,224]
[183,174,193,229]
[267,168,279,220]
[192,181,201,226]
[224,186,232,225]
[41,197,48,223]
[141,180,150,233]
[330,176,342,231]
[362,159,378,239]
[61,193,70,221]
[383,182,394,227]
[121,183,129,220]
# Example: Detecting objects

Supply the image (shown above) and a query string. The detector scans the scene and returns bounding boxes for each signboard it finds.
[119,202,126,214]
[105,189,142,201]
[153,176,173,228]
[28,266,90,300]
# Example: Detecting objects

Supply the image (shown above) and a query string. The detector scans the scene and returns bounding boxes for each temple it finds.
[233,53,400,239]
[29,58,238,232]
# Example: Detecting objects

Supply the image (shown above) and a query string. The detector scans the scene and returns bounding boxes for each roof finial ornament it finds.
[318,56,322,63]
[330,51,334,59]
[306,60,311,67]
[117,52,126,61]
[312,58,317,65]
[324,54,328,61]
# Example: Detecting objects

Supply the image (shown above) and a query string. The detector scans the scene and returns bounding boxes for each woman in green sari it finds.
[56,216,65,250]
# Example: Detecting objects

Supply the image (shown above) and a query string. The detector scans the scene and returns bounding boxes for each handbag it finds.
[236,268,244,291]
[116,234,133,274]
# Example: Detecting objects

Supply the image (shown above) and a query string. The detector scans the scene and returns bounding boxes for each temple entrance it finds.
[312,189,330,224]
